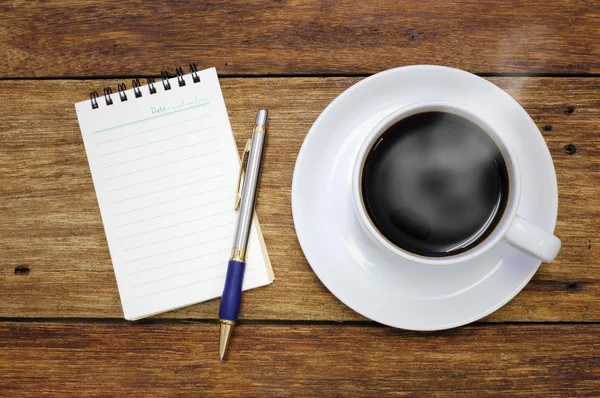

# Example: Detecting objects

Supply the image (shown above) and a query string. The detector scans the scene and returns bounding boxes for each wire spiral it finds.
[90,64,201,109]
[103,87,113,106]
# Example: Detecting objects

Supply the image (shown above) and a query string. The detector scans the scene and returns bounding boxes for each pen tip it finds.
[219,355,224,362]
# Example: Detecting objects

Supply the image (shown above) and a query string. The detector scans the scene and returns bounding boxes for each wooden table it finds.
[1,1,599,395]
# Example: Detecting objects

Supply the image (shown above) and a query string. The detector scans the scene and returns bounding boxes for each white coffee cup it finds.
[351,101,561,266]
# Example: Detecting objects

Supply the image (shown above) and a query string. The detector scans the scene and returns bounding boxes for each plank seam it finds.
[1,73,600,81]
[0,318,596,326]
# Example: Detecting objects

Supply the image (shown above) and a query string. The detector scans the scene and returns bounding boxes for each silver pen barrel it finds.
[230,109,268,262]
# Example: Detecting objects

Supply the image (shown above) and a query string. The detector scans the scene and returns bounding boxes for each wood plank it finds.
[0,322,597,395]
[1,0,599,77]
[0,77,599,321]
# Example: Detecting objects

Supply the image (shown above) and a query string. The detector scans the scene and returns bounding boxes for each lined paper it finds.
[75,68,273,320]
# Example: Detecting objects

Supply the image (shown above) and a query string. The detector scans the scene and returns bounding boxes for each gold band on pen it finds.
[253,124,266,134]
[230,247,247,262]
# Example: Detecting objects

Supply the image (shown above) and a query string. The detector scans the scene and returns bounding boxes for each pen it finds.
[219,109,268,361]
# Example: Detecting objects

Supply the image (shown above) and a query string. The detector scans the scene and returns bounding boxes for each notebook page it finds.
[75,68,273,320]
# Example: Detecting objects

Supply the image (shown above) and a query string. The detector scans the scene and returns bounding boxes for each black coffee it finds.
[361,111,509,257]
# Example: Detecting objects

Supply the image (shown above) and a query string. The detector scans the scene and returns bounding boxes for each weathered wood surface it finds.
[1,0,599,77]
[0,77,598,321]
[0,322,598,396]
[2,1,598,395]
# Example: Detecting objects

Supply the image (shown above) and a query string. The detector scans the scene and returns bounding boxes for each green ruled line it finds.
[92,101,210,134]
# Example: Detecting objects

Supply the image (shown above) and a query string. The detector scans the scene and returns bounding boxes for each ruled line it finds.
[92,102,209,135]
[99,129,216,157]
[119,209,232,240]
[108,162,225,192]
[96,114,212,145]
[102,141,213,169]
[105,150,221,180]
[128,247,231,276]
[115,197,229,227]
[110,173,227,205]
[185,97,200,106]
[132,274,225,299]
[131,267,255,299]
[129,261,225,288]
[108,161,226,192]
[123,228,234,257]
[112,185,229,216]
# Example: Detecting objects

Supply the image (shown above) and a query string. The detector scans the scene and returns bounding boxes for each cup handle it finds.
[503,215,561,263]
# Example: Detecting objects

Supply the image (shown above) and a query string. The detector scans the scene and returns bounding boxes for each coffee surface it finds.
[361,111,509,257]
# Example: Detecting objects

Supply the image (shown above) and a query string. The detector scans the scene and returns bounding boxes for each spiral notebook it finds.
[75,66,274,320]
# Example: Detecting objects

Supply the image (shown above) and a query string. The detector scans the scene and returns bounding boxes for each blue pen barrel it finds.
[219,260,246,321]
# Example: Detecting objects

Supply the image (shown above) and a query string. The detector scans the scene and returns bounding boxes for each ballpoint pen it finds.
[219,109,268,362]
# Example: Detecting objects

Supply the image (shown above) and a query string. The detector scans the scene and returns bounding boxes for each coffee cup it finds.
[351,101,561,265]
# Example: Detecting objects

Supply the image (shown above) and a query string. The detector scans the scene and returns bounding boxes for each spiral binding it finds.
[103,87,113,106]
[117,83,128,102]
[176,66,186,87]
[90,64,201,109]
[190,63,200,83]
[132,78,142,98]
[160,71,171,90]
[147,77,157,95]
[90,91,99,109]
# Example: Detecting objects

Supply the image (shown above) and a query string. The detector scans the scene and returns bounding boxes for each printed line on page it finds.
[129,261,225,288]
[109,173,227,205]
[102,141,213,169]
[128,247,231,276]
[119,209,232,240]
[112,185,229,216]
[92,102,210,135]
[172,100,185,109]
[131,266,255,299]
[123,230,234,257]
[99,129,216,157]
[108,161,225,192]
[105,150,221,180]
[115,197,230,227]
[132,274,225,300]
[96,114,212,145]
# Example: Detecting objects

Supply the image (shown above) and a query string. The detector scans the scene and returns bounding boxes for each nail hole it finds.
[567,282,579,291]
[14,266,30,275]
[565,106,575,114]
[564,144,577,155]
[542,124,553,131]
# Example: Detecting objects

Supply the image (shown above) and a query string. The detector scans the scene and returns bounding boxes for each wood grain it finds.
[0,322,597,396]
[0,77,599,321]
[1,0,599,77]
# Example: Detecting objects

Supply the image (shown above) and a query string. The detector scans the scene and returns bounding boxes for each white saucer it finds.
[291,65,558,330]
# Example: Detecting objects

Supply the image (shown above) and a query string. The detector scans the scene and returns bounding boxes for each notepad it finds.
[75,67,274,320]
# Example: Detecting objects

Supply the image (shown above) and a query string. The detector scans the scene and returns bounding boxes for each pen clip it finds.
[235,138,252,210]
